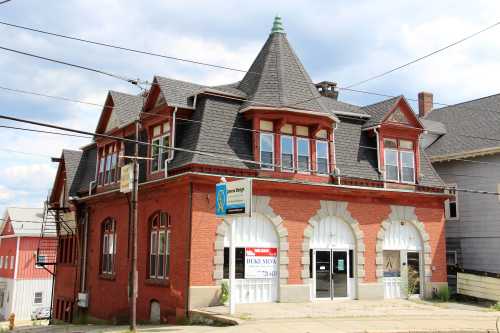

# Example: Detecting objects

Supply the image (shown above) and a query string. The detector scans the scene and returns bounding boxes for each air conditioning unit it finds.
[77,293,88,308]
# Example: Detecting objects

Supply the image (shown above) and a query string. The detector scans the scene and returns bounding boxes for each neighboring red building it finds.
[47,17,448,324]
[0,208,55,320]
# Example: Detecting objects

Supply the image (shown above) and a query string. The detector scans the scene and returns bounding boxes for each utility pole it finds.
[129,117,139,332]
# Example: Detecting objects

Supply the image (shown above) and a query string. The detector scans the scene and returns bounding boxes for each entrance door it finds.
[314,250,349,299]
[332,251,348,298]
[315,251,331,298]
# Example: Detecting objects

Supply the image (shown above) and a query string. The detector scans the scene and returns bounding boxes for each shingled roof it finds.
[66,16,444,195]
[360,96,400,128]
[237,22,330,115]
[424,93,500,159]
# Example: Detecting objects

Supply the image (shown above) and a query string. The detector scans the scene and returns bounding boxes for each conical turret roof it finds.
[238,17,328,113]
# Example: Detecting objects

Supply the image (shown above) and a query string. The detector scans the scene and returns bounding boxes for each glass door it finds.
[315,250,331,298]
[407,251,420,295]
[332,251,348,298]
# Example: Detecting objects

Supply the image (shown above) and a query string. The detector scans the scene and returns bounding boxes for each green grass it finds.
[490,302,500,311]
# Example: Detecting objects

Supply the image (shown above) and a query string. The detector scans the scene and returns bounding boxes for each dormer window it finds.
[257,120,332,175]
[315,130,329,175]
[383,138,415,183]
[151,122,171,173]
[97,143,120,186]
[259,120,274,170]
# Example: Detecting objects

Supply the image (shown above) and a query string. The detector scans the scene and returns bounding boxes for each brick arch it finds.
[301,201,365,282]
[375,205,432,282]
[213,196,289,285]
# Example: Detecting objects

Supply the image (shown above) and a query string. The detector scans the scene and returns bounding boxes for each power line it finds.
[0,124,91,139]
[0,0,12,4]
[0,20,251,75]
[345,20,500,88]
[0,147,53,158]
[0,45,142,85]
[2,112,500,197]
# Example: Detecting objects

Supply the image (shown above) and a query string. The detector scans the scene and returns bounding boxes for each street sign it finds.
[120,164,134,193]
[244,247,278,279]
[215,179,252,217]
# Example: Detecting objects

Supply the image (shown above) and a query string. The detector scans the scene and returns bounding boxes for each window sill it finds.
[145,278,170,287]
[99,274,116,281]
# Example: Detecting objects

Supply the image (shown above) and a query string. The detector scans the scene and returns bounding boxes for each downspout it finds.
[80,208,89,293]
[374,126,381,174]
[332,122,340,185]
[184,182,193,318]
[165,107,178,177]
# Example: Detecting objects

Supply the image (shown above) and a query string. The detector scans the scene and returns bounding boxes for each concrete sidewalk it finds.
[12,300,500,332]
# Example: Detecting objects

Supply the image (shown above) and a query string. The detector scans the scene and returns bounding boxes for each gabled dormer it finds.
[362,96,424,185]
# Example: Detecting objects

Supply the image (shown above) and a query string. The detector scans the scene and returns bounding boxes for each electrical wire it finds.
[344,20,500,88]
[0,45,142,85]
[0,0,12,4]
[2,112,500,196]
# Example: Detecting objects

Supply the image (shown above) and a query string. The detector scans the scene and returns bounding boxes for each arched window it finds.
[149,212,170,279]
[101,218,116,275]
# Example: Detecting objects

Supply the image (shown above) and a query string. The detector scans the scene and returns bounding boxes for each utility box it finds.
[77,293,88,308]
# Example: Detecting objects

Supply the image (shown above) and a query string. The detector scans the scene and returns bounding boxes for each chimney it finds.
[315,81,339,100]
[418,92,433,118]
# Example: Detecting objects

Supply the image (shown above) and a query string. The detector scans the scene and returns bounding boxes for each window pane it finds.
[158,254,165,278]
[297,138,310,172]
[399,140,413,149]
[386,165,399,181]
[316,141,328,174]
[449,202,457,218]
[150,254,157,277]
[151,139,160,172]
[151,232,157,254]
[260,133,274,169]
[160,135,170,170]
[384,149,398,165]
[223,247,229,279]
[159,231,166,254]
[384,138,397,149]
[402,167,415,183]
[400,151,414,167]
[281,136,294,171]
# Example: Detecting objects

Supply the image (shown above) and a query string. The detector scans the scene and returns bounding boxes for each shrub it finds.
[220,281,229,305]
[436,286,450,302]
[491,302,500,311]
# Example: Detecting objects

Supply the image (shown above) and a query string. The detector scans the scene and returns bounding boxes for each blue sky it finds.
[0,0,499,212]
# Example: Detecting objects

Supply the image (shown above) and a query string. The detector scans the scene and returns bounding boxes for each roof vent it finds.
[316,81,339,100]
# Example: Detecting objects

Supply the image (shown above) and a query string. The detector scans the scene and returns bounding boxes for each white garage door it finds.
[224,213,279,304]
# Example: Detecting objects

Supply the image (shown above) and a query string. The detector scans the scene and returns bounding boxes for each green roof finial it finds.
[271,15,285,34]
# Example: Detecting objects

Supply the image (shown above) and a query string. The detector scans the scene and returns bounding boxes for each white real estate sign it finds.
[244,247,278,279]
[215,179,252,217]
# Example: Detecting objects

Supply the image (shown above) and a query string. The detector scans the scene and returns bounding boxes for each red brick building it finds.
[47,17,448,324]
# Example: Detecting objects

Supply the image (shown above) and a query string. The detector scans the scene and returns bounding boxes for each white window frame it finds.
[315,140,329,175]
[384,148,399,182]
[399,150,415,184]
[259,132,275,170]
[0,256,3,269]
[445,184,459,221]
[151,133,170,173]
[33,291,43,305]
[446,251,457,266]
[149,213,170,280]
[280,135,295,172]
[297,137,310,174]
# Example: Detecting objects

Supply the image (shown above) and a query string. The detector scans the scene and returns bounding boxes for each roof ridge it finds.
[361,95,401,109]
[155,75,206,87]
[432,92,500,112]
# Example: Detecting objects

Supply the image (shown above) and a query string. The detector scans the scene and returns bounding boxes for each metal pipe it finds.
[165,107,178,177]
